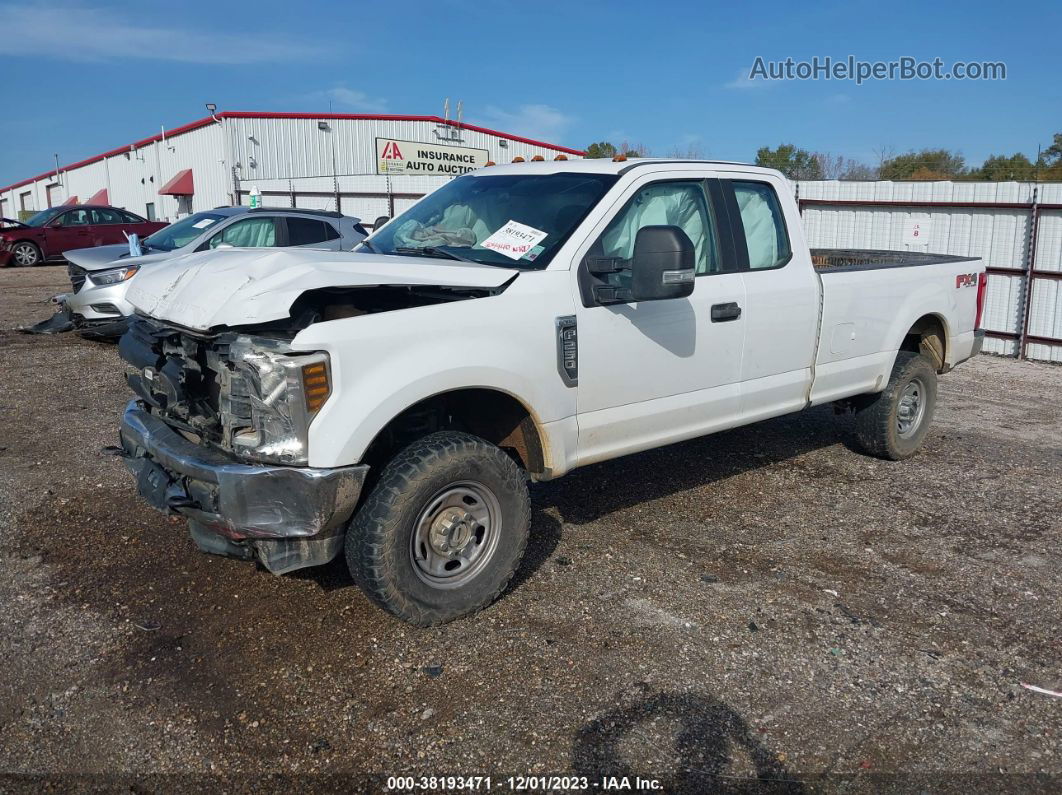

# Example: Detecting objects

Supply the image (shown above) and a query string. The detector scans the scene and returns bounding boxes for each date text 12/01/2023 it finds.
[384,775,663,791]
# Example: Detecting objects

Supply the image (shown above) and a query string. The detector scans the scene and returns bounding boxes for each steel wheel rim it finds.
[13,244,37,266]
[896,377,927,438]
[410,481,501,589]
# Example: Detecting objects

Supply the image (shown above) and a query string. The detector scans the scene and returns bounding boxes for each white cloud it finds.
[723,69,771,90]
[307,87,389,113]
[477,104,574,143]
[0,4,317,64]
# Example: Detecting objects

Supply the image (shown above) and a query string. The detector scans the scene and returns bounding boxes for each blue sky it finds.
[0,0,1058,184]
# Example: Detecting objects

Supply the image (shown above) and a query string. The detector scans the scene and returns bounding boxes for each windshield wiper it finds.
[394,246,478,264]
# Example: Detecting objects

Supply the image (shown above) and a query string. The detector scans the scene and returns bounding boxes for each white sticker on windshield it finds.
[193,219,217,229]
[481,220,548,261]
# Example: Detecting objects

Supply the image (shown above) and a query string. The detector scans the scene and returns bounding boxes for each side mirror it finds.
[630,225,695,302]
[372,215,390,231]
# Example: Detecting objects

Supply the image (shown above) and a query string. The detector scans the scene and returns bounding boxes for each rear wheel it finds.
[346,431,530,626]
[853,351,938,460]
[11,242,42,267]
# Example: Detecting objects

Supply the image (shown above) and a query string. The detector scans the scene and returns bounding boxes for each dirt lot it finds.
[0,265,1059,792]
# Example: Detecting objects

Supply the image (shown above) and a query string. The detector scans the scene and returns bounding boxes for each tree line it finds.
[582,134,1062,181]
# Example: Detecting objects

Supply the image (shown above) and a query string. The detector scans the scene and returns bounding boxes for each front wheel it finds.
[346,431,530,626]
[852,351,938,460]
[11,241,42,267]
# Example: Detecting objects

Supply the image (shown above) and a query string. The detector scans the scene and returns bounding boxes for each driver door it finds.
[46,209,92,258]
[572,174,747,466]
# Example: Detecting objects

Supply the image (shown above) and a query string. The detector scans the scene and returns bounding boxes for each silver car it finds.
[61,207,367,338]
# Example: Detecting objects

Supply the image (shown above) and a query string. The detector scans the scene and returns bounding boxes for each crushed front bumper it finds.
[119,401,368,574]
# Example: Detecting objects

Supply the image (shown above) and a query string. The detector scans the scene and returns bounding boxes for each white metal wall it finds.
[795,180,1062,363]
[0,115,579,224]
[0,123,229,222]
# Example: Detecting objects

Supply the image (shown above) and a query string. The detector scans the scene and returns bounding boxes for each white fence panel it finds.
[796,180,1062,363]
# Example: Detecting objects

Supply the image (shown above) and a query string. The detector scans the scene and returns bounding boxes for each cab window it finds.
[591,181,720,293]
[731,181,791,269]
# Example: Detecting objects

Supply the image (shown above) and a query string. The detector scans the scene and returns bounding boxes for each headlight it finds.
[90,265,140,285]
[220,335,331,465]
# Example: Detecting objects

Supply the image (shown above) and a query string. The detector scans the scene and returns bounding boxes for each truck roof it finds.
[478,158,780,178]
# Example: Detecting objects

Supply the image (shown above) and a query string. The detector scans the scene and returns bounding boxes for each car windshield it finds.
[144,212,226,252]
[22,208,63,227]
[363,172,618,268]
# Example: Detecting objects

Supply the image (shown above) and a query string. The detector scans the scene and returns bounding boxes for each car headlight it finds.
[220,335,331,465]
[90,265,140,285]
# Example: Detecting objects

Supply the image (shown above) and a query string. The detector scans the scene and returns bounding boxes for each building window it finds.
[145,202,156,221]
[19,191,33,212]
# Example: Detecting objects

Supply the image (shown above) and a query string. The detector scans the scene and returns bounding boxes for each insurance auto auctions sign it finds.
[376,138,489,176]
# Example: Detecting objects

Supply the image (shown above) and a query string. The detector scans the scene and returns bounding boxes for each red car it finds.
[0,205,167,267]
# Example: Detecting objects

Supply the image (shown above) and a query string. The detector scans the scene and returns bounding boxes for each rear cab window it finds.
[729,181,792,269]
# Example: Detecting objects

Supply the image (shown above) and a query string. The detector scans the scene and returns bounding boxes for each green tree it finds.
[585,140,649,159]
[1037,133,1062,180]
[585,141,618,159]
[755,144,823,179]
[975,153,1036,181]
[879,149,966,180]
[1041,133,1062,165]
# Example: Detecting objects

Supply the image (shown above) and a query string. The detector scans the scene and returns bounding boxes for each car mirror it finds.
[372,215,390,231]
[629,225,696,302]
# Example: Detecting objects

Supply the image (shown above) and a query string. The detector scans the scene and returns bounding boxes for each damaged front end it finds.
[117,317,366,573]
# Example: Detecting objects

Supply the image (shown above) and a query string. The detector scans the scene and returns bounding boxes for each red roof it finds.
[86,188,109,205]
[64,195,79,205]
[159,169,194,196]
[0,112,586,193]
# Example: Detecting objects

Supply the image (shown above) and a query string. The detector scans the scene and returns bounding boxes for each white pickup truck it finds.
[117,159,986,626]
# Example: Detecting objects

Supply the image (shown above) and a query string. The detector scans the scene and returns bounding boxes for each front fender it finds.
[291,277,576,469]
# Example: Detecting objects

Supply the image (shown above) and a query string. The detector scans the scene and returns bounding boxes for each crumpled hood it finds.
[126,247,516,331]
[64,244,171,271]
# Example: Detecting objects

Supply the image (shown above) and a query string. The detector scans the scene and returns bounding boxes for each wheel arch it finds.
[8,238,43,262]
[359,386,549,478]
[899,313,950,373]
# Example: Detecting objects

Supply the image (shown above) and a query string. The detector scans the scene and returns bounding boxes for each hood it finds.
[126,247,517,331]
[64,245,172,271]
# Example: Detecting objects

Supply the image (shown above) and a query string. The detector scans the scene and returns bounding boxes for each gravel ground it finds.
[0,266,1059,793]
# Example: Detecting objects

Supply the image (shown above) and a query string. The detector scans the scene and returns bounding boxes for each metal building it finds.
[794,179,1062,363]
[0,111,584,225]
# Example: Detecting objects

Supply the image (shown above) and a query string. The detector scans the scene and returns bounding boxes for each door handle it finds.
[711,302,742,322]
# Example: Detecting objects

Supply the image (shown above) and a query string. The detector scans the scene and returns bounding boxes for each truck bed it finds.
[811,249,974,273]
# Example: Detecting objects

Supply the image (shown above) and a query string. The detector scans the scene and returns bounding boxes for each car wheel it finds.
[11,242,42,267]
[346,431,531,626]
[852,351,938,460]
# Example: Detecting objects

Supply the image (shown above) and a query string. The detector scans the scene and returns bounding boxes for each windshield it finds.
[22,208,63,227]
[363,172,618,268]
[143,212,226,252]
